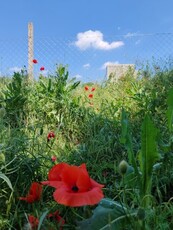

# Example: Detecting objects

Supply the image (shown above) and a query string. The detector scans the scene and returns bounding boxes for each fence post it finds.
[28,22,34,80]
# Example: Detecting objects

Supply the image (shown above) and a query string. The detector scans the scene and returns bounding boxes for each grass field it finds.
[0,64,173,229]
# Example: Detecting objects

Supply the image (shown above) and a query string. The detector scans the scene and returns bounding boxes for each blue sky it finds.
[0,0,173,81]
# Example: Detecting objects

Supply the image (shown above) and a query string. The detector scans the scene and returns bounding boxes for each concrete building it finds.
[106,64,135,82]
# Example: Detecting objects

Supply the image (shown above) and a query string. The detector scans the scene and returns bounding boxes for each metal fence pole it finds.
[28,22,34,80]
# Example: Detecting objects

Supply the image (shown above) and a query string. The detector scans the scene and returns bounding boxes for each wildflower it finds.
[47,131,55,141]
[28,215,39,230]
[91,87,96,92]
[51,156,57,162]
[19,182,42,203]
[32,59,38,64]
[42,163,104,207]
[47,211,65,229]
[88,94,93,99]
[84,86,89,91]
[40,66,45,71]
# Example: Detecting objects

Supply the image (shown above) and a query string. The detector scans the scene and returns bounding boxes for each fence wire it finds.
[0,33,173,82]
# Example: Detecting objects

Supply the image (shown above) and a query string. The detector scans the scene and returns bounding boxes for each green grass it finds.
[0,64,173,229]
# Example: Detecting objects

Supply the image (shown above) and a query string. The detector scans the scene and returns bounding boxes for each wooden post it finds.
[28,22,34,80]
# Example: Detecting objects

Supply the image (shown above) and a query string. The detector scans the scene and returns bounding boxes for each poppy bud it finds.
[119,160,128,175]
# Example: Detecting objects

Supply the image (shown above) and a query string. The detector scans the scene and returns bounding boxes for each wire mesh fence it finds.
[0,32,173,82]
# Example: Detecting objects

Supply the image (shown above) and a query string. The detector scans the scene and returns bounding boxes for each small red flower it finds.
[28,215,39,230]
[33,59,38,64]
[47,211,65,229]
[42,163,104,207]
[84,86,89,91]
[19,182,42,203]
[51,156,57,162]
[40,66,45,71]
[91,87,96,92]
[88,94,93,99]
[47,131,55,141]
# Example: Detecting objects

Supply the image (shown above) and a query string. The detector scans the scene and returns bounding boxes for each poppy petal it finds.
[90,178,104,188]
[19,182,42,203]
[29,182,42,199]
[53,186,104,207]
[61,165,82,187]
[48,163,69,181]
[41,180,62,188]
[19,195,35,203]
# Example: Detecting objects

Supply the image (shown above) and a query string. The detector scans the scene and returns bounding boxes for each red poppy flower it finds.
[84,86,89,91]
[47,131,55,141]
[88,94,93,99]
[28,215,39,229]
[47,211,65,229]
[40,66,45,71]
[33,59,38,64]
[19,182,42,203]
[42,163,104,207]
[91,87,96,92]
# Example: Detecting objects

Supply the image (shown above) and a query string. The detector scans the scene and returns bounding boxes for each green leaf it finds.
[0,172,13,191]
[77,198,131,230]
[166,88,173,132]
[139,115,160,204]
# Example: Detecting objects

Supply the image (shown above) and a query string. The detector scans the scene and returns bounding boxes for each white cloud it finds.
[75,30,124,50]
[8,66,22,73]
[83,63,90,69]
[101,61,119,69]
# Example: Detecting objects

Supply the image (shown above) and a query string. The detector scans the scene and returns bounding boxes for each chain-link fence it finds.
[0,32,173,82]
